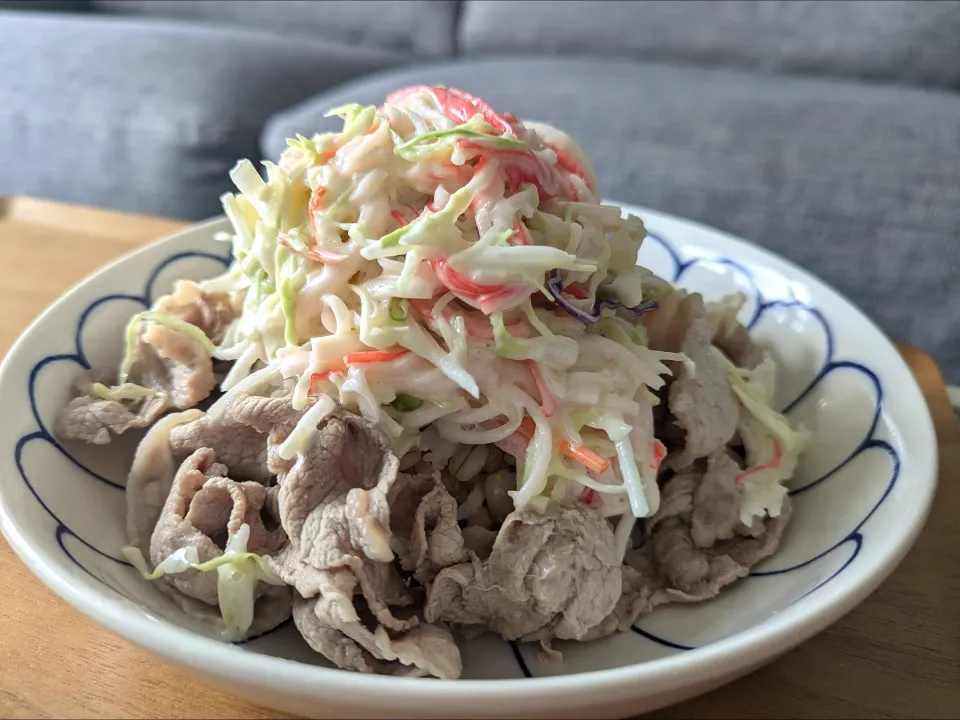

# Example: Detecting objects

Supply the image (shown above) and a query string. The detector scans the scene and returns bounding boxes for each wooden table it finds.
[0,196,957,719]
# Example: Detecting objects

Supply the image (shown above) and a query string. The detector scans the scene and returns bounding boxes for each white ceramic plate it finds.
[0,204,937,719]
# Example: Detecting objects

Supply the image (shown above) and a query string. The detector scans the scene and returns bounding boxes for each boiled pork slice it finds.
[424,501,622,644]
[56,285,241,444]
[271,410,462,678]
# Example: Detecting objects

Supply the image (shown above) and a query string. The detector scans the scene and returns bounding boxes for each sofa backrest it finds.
[0,0,92,10]
[460,0,960,90]
[92,0,459,57]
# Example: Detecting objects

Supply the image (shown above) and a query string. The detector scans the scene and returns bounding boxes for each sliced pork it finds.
[633,451,789,605]
[57,369,170,445]
[270,410,462,678]
[294,594,461,679]
[126,408,205,556]
[55,285,241,445]
[145,447,291,637]
[586,450,791,638]
[169,390,308,482]
[128,322,216,409]
[388,478,468,583]
[425,502,621,643]
[706,294,764,369]
[149,448,286,603]
[154,280,240,345]
[645,291,739,469]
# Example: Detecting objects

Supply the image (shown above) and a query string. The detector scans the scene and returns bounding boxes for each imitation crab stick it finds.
[562,284,590,300]
[282,185,347,264]
[510,218,533,246]
[526,360,557,418]
[547,142,594,192]
[429,256,529,314]
[430,256,505,299]
[386,85,513,135]
[735,437,783,486]
[308,369,338,395]
[408,298,530,340]
[454,139,577,202]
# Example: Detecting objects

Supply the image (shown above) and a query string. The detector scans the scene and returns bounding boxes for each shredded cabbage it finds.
[118,310,217,383]
[122,524,285,641]
[278,393,337,460]
[721,353,808,456]
[91,382,164,402]
[720,353,810,522]
[177,85,804,525]
[394,117,526,160]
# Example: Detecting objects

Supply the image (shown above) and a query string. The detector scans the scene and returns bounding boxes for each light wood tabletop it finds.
[0,196,957,719]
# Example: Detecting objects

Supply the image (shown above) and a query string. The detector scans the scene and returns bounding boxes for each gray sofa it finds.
[2,0,959,381]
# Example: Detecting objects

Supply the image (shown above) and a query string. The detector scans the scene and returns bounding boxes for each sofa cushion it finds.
[460,0,960,90]
[93,0,459,57]
[0,10,403,220]
[263,57,960,380]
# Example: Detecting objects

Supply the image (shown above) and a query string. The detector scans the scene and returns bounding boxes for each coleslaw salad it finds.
[119,86,804,554]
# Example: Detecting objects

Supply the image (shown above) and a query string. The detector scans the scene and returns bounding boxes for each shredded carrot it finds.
[304,247,347,264]
[307,185,330,263]
[303,185,352,263]
[277,236,346,265]
[563,284,589,300]
[514,416,611,474]
[517,416,537,439]
[308,186,327,215]
[559,440,610,475]
[342,349,410,365]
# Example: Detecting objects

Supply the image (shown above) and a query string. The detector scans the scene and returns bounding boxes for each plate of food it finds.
[0,87,937,719]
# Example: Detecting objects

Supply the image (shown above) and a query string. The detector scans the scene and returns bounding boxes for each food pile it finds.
[57,87,807,678]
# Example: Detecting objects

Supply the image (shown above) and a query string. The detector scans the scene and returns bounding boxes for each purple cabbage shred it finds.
[546,269,658,323]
